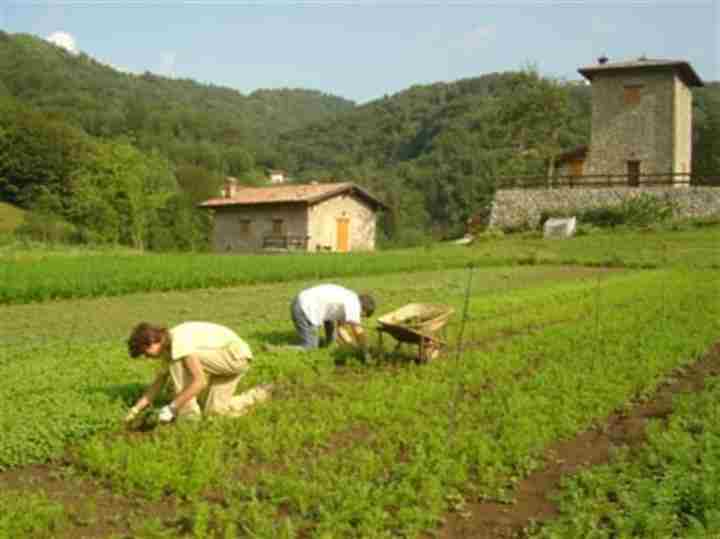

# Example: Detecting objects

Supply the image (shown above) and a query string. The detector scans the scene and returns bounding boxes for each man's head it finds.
[127,322,168,358]
[358,293,376,318]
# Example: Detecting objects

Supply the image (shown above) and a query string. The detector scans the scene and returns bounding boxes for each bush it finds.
[15,211,76,243]
[620,193,676,226]
[574,194,677,229]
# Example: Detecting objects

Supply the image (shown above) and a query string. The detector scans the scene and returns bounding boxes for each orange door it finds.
[336,218,350,252]
[570,158,583,177]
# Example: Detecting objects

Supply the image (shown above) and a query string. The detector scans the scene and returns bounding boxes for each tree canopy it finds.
[0,31,717,248]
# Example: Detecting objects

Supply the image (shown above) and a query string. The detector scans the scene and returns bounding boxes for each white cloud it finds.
[46,31,79,55]
[159,51,177,78]
[447,25,497,52]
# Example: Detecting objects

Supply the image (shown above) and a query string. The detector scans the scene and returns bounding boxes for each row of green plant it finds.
[3,226,720,305]
[529,375,720,538]
[71,269,718,537]
[0,245,475,304]
[0,266,629,469]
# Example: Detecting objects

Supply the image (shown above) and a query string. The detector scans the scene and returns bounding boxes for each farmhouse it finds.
[199,180,386,253]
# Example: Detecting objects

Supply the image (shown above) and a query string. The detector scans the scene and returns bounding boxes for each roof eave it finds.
[578,62,703,87]
[197,182,388,211]
[198,199,309,209]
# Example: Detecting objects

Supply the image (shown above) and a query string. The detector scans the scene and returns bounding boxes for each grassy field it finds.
[0,227,719,538]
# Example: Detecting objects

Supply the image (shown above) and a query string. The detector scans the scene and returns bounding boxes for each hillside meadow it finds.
[0,226,719,538]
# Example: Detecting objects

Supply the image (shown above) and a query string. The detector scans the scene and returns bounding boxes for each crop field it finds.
[0,227,719,538]
[1,225,719,304]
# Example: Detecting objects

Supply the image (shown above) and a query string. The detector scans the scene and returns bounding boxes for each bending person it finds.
[125,321,271,424]
[291,283,375,355]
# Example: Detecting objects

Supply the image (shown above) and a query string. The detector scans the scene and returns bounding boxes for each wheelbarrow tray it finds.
[377,303,454,344]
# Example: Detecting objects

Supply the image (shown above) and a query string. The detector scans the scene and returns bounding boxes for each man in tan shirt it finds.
[124,321,271,423]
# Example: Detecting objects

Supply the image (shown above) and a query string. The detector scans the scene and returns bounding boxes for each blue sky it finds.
[2,1,717,103]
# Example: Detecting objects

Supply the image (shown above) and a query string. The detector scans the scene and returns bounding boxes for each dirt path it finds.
[432,342,720,539]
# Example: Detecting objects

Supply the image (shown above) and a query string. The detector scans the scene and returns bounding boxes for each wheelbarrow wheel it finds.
[417,338,441,363]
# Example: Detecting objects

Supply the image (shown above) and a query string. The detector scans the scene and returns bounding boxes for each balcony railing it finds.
[262,235,310,250]
[496,173,720,190]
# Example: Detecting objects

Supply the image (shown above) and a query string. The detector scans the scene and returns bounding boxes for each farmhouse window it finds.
[272,219,284,235]
[623,85,643,105]
[239,219,252,238]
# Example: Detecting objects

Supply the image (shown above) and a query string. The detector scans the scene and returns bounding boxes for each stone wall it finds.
[490,186,720,230]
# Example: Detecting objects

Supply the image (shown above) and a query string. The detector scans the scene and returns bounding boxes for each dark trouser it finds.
[291,297,335,349]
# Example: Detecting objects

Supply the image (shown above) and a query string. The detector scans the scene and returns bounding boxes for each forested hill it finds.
[276,73,720,241]
[2,29,719,248]
[0,32,354,166]
[276,71,593,239]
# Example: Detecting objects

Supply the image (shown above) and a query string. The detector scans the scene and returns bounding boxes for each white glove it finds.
[158,404,176,423]
[124,405,142,423]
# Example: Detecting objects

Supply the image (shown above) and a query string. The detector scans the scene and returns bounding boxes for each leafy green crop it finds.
[529,376,720,538]
[69,269,720,537]
[1,234,718,537]
[0,491,67,538]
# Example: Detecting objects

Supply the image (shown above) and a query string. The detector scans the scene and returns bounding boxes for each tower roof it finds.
[578,58,703,87]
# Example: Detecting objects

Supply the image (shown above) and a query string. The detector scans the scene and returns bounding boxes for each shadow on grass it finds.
[249,328,301,346]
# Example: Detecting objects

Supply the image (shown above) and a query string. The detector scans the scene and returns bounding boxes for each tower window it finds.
[624,85,643,105]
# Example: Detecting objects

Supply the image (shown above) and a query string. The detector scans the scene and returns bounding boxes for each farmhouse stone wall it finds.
[308,194,376,252]
[490,187,720,230]
[212,203,308,252]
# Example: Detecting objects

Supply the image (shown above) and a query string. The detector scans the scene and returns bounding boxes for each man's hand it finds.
[158,404,176,423]
[124,405,142,423]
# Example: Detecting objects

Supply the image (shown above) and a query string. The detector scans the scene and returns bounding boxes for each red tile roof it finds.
[199,182,386,209]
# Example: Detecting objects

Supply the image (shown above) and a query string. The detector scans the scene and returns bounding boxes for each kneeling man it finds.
[125,321,271,423]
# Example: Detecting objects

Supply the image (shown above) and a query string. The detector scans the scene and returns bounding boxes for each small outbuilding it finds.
[199,180,386,253]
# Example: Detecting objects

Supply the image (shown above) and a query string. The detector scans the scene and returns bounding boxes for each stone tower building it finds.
[578,58,703,184]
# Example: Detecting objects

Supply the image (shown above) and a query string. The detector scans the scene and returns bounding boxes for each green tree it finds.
[69,139,176,249]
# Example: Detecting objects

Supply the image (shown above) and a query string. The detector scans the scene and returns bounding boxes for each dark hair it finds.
[358,293,376,317]
[127,322,168,358]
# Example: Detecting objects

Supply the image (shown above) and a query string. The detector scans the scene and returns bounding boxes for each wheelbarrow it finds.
[376,303,454,362]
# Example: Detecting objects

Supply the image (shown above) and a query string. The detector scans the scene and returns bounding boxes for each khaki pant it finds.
[167,343,270,419]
